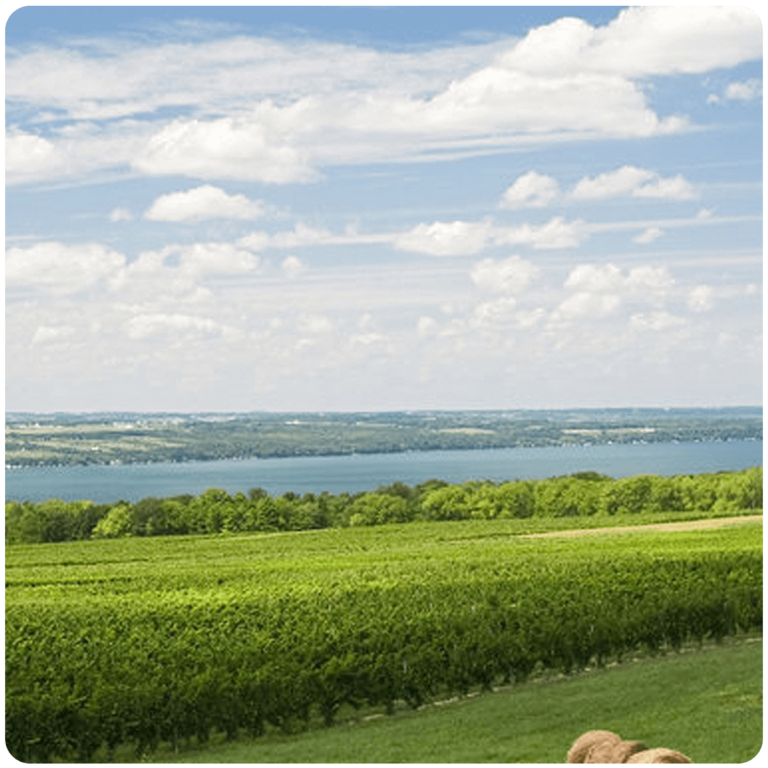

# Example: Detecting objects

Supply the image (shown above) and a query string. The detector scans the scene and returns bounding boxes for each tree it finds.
[92,504,132,539]
[495,481,536,519]
[348,493,411,526]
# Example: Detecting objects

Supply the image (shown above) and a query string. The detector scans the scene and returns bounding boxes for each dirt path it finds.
[522,514,762,539]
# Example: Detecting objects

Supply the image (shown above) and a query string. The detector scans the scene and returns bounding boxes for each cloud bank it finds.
[6,6,761,186]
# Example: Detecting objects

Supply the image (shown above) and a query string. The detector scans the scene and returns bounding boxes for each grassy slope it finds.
[160,638,762,764]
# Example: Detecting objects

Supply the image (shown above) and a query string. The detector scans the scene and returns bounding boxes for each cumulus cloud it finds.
[565,262,673,304]
[500,171,560,209]
[688,284,715,312]
[550,262,675,327]
[133,116,317,184]
[112,241,260,295]
[394,220,493,256]
[417,316,439,337]
[6,130,61,183]
[708,78,762,104]
[565,263,624,293]
[281,255,305,278]
[31,325,75,345]
[145,185,269,222]
[555,291,622,321]
[495,217,588,250]
[634,226,664,244]
[501,6,761,77]
[471,255,538,294]
[6,241,125,294]
[570,165,697,201]
[296,313,334,335]
[394,216,587,255]
[109,207,133,223]
[500,166,696,212]
[624,265,675,303]
[724,79,762,101]
[468,297,525,331]
[125,312,224,340]
[629,311,686,332]
[6,7,761,185]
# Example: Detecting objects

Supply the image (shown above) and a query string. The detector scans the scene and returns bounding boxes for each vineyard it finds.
[5,514,762,762]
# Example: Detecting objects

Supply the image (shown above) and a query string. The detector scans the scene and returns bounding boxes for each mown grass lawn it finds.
[161,637,762,764]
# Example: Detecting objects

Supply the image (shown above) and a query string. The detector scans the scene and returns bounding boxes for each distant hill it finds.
[5,407,762,467]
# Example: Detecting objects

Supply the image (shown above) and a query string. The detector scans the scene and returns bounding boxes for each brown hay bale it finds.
[586,737,646,763]
[567,731,623,763]
[626,748,692,764]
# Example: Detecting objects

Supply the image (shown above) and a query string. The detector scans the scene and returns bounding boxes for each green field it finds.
[5,514,762,762]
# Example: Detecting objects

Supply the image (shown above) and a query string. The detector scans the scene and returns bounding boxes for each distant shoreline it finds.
[6,408,762,469]
[4,435,763,471]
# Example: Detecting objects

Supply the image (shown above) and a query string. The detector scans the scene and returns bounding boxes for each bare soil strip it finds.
[522,514,762,539]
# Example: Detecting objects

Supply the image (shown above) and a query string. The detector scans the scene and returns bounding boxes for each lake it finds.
[4,439,762,503]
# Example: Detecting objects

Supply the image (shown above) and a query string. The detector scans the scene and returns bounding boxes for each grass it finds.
[159,637,762,764]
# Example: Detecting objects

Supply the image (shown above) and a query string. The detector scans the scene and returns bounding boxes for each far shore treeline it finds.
[6,467,762,545]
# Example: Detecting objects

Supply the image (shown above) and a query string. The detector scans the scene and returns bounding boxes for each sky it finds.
[5,5,764,413]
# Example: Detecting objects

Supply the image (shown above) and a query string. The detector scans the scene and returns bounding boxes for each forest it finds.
[5,407,761,467]
[5,466,762,544]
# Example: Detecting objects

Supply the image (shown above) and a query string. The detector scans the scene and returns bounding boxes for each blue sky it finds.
[5,5,763,412]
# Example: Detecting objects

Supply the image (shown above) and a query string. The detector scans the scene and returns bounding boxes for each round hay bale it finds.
[626,747,692,764]
[567,731,623,763]
[586,737,646,763]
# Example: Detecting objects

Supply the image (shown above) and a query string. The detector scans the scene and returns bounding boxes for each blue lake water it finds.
[4,439,762,503]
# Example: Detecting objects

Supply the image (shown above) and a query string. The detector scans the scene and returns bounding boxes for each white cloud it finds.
[565,263,624,293]
[725,79,762,101]
[634,226,663,244]
[710,78,763,104]
[239,223,389,252]
[502,6,761,77]
[133,116,317,184]
[296,313,334,335]
[31,325,75,345]
[177,242,260,276]
[471,255,538,294]
[385,217,582,256]
[394,220,493,256]
[552,262,675,328]
[125,312,224,340]
[495,217,588,250]
[499,171,560,209]
[632,174,697,200]
[417,316,438,337]
[112,241,260,295]
[469,297,519,330]
[629,311,686,333]
[8,7,761,186]
[109,207,133,223]
[570,165,697,201]
[281,255,305,278]
[688,285,715,313]
[564,263,673,303]
[6,241,125,294]
[553,292,622,322]
[5,130,61,183]
[624,265,674,303]
[145,185,269,222]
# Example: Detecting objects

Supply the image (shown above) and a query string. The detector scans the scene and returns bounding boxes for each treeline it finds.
[5,467,762,545]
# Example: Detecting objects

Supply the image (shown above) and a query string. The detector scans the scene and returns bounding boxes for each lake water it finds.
[4,439,762,503]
